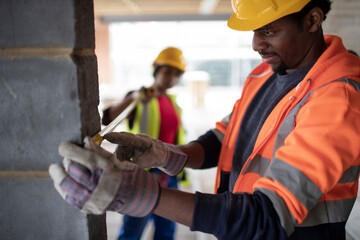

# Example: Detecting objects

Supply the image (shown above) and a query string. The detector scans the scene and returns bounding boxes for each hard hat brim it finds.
[227,13,263,31]
[227,0,311,31]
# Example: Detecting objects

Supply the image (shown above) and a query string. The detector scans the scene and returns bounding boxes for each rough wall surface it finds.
[323,0,360,55]
[0,0,105,239]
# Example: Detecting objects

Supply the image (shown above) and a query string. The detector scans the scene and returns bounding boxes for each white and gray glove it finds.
[104,132,188,176]
[48,136,160,217]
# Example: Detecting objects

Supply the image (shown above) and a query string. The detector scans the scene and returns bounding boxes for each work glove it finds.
[139,85,156,104]
[48,136,160,217]
[104,132,188,176]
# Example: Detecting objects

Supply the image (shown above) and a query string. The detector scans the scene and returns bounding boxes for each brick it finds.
[0,0,95,49]
[323,0,360,55]
[0,57,83,170]
[0,178,89,239]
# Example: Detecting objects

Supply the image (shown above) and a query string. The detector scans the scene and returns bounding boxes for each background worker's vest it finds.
[127,94,185,145]
[127,94,189,186]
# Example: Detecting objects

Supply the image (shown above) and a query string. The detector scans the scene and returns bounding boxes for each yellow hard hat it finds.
[153,47,186,72]
[228,0,311,31]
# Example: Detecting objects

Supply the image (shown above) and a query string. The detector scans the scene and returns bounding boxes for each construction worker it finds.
[102,47,187,240]
[49,0,360,239]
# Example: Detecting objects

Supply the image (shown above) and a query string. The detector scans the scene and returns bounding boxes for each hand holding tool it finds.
[104,132,188,176]
[92,86,155,145]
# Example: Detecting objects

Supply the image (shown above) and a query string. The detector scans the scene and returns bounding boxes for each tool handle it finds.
[92,86,155,145]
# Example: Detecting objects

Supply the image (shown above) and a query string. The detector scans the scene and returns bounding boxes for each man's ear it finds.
[306,7,324,32]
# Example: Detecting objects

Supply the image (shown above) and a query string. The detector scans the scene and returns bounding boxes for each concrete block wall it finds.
[324,0,360,55]
[0,0,105,239]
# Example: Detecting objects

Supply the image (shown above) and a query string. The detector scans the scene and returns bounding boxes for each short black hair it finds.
[288,0,332,29]
[153,65,162,78]
[153,64,183,78]
[348,49,359,57]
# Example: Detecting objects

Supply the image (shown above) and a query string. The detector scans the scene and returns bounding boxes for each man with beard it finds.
[50,0,360,239]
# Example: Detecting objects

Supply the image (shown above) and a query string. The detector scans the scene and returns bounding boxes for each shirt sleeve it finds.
[190,190,287,240]
[101,107,112,125]
[194,130,222,169]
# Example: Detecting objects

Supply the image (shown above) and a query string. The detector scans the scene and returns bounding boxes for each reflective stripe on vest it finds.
[213,113,232,144]
[131,100,160,138]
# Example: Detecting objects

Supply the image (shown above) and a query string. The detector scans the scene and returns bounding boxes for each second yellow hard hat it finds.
[228,0,311,31]
[153,47,186,73]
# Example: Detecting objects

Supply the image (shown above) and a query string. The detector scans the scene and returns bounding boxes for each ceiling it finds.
[94,0,233,22]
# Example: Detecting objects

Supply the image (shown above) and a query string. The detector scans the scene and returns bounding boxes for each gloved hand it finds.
[104,132,188,176]
[139,85,156,104]
[48,136,160,217]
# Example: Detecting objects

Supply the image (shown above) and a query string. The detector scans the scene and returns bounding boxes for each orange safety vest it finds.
[214,35,360,236]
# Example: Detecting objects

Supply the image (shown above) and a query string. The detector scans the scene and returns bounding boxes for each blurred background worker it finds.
[102,47,187,240]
